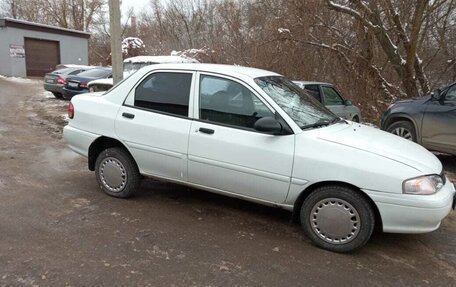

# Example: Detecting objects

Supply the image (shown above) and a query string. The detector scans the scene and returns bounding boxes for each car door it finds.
[421,84,456,154]
[115,71,195,181]
[187,73,295,203]
[321,86,349,119]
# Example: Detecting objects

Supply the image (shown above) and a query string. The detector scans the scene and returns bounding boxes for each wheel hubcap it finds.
[310,198,360,244]
[392,127,413,140]
[99,157,127,193]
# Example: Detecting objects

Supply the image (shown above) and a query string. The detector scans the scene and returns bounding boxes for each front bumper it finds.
[364,180,455,233]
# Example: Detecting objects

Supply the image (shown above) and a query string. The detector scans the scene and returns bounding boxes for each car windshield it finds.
[254,76,337,129]
[78,68,110,78]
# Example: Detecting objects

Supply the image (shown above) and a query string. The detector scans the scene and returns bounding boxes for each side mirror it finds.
[345,100,353,106]
[431,89,442,100]
[254,117,283,135]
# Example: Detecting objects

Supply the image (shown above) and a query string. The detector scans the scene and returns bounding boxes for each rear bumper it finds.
[63,125,100,157]
[364,180,455,233]
[44,83,63,94]
[62,88,89,100]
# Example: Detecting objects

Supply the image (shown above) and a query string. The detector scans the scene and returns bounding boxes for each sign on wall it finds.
[9,44,25,58]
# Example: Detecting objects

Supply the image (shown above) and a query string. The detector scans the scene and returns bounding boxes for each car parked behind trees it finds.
[293,81,362,122]
[381,82,456,155]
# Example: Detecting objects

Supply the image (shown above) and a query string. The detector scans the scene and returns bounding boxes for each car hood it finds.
[316,122,442,174]
[395,95,431,105]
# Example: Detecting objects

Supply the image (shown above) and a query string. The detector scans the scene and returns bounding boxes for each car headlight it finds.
[403,175,444,195]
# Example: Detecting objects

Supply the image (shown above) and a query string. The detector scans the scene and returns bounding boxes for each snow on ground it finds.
[42,90,55,99]
[278,28,291,34]
[0,75,39,83]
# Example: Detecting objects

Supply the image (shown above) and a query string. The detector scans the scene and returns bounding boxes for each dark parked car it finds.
[62,67,112,100]
[381,82,456,155]
[44,67,92,98]
[293,81,362,122]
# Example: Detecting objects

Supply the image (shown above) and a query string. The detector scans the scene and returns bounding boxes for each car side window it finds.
[304,85,322,102]
[322,86,344,105]
[134,72,192,117]
[446,85,456,101]
[199,75,274,130]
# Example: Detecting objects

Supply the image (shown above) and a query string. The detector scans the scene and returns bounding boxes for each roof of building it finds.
[0,18,91,39]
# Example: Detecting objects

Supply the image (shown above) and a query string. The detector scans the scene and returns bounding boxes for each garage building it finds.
[0,18,90,77]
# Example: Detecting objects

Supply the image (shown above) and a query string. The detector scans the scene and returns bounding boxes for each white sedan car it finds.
[64,64,455,252]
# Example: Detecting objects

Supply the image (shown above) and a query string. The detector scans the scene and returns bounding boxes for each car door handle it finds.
[199,127,215,134]
[122,112,135,119]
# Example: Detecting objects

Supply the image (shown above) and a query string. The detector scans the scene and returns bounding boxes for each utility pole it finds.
[109,0,123,85]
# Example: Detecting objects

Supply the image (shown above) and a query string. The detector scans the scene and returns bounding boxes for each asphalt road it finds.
[0,78,455,286]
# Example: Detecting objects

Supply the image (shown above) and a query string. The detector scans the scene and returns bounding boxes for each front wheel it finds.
[95,147,141,198]
[300,186,375,252]
[387,121,416,142]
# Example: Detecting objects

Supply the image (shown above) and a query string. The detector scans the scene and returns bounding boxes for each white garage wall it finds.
[0,26,89,77]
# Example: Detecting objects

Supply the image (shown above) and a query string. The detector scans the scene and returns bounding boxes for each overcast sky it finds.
[121,0,154,14]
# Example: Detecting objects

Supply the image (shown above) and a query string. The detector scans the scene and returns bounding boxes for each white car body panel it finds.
[188,120,295,203]
[64,63,455,235]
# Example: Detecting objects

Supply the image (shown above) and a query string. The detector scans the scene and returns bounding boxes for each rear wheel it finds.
[387,121,416,142]
[95,147,140,198]
[352,115,360,122]
[300,185,375,253]
[52,92,63,99]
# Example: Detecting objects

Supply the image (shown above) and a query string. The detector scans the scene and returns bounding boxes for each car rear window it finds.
[77,68,110,78]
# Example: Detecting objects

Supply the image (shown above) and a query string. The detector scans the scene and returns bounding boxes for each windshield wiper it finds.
[330,117,348,125]
[301,117,349,130]
[300,121,331,130]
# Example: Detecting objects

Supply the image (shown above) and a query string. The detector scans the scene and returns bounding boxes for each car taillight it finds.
[57,77,66,85]
[80,82,88,88]
[68,102,74,119]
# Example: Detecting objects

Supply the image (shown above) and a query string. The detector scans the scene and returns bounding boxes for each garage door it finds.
[24,38,60,77]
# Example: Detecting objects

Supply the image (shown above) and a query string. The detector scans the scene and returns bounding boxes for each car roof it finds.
[142,63,281,79]
[123,55,199,64]
[293,80,333,86]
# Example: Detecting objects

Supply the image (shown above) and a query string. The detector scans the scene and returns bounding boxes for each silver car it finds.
[294,81,362,122]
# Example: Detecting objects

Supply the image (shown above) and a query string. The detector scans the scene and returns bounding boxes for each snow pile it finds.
[0,75,39,83]
[278,28,291,34]
[122,37,146,55]
[42,91,55,99]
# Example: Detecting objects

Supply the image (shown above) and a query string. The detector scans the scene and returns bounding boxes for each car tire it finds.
[386,121,416,142]
[352,115,360,122]
[95,147,141,198]
[52,92,63,99]
[300,185,375,253]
